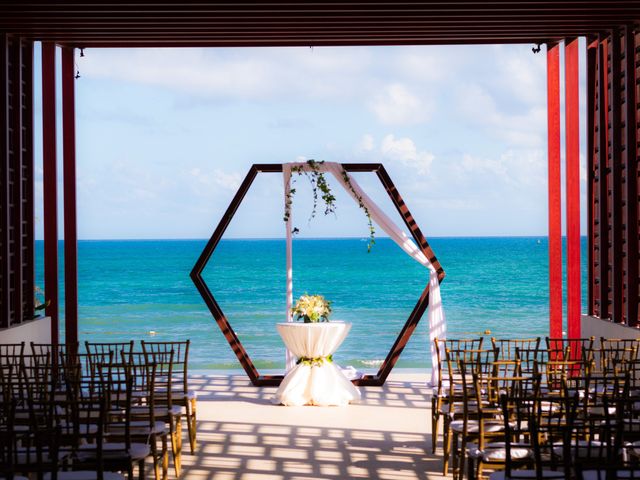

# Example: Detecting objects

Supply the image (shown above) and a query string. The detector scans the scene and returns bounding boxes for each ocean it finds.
[35,237,588,372]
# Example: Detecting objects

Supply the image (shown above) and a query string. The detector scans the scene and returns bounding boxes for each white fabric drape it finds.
[273,322,361,406]
[283,161,446,386]
[283,165,296,371]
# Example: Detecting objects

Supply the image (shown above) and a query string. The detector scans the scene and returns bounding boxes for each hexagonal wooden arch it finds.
[190,163,445,387]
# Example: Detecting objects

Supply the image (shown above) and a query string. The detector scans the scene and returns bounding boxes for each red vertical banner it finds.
[42,42,58,343]
[547,43,563,339]
[62,47,78,347]
[565,38,582,340]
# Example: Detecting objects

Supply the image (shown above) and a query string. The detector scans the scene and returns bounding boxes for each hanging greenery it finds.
[283,159,376,252]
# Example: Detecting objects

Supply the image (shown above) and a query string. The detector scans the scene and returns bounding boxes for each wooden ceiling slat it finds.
[1,0,637,46]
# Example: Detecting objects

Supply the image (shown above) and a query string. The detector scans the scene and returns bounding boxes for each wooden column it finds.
[610,29,624,323]
[587,39,597,317]
[0,35,10,328]
[42,42,58,343]
[623,26,638,327]
[10,38,24,328]
[565,38,581,339]
[62,47,78,346]
[547,42,563,338]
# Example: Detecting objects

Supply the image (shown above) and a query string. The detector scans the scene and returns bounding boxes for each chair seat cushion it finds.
[553,440,606,458]
[43,472,125,480]
[77,442,150,461]
[580,470,640,480]
[489,470,566,479]
[466,442,532,462]
[450,419,504,434]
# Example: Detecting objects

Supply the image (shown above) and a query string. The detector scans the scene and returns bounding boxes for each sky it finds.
[33,42,587,240]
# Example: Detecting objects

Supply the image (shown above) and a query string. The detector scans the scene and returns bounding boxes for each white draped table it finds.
[272,322,361,406]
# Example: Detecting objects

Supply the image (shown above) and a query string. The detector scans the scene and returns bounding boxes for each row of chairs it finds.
[0,340,198,480]
[432,336,640,479]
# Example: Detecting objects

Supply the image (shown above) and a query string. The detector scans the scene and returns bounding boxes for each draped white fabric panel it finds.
[283,161,446,385]
[273,322,361,406]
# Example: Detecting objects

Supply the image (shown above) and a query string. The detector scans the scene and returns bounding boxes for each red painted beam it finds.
[62,47,78,346]
[42,42,58,343]
[547,42,563,339]
[565,38,581,339]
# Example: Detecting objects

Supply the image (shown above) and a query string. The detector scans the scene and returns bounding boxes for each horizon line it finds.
[36,234,590,242]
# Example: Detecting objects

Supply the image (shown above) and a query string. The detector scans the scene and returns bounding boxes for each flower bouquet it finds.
[292,294,332,323]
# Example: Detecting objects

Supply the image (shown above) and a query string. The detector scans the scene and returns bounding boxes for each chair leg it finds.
[170,414,183,477]
[187,398,197,454]
[162,433,169,480]
[442,422,452,476]
[431,397,440,454]
[452,432,460,479]
[467,455,475,480]
[136,460,143,480]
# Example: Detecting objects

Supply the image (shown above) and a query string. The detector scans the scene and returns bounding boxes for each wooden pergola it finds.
[1,1,638,354]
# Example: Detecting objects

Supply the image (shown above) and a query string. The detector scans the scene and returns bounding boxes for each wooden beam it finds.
[10,37,23,325]
[547,42,563,338]
[42,41,58,343]
[62,46,78,345]
[623,24,638,327]
[565,38,581,338]
[587,38,596,317]
[0,35,10,329]
[597,37,610,320]
[611,28,624,324]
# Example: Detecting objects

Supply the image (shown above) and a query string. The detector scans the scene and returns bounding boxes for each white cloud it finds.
[80,47,372,101]
[455,83,545,147]
[368,84,429,125]
[189,167,242,193]
[456,149,546,187]
[380,134,435,175]
[358,134,375,152]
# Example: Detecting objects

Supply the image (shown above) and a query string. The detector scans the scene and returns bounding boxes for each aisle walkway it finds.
[174,372,447,480]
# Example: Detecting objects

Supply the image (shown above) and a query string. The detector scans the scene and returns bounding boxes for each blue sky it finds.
[34,43,587,240]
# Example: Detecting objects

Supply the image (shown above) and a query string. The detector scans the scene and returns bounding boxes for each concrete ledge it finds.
[0,316,51,345]
[581,314,640,344]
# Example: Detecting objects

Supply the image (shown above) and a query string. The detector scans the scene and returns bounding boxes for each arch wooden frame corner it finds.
[190,163,445,387]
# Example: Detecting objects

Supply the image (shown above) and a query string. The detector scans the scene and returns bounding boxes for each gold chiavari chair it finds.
[122,352,169,480]
[492,338,541,361]
[432,337,484,455]
[545,336,595,362]
[600,338,639,376]
[468,366,541,480]
[141,340,197,454]
[141,348,183,477]
[442,347,495,478]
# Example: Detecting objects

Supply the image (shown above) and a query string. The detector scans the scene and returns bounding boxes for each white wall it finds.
[581,314,640,346]
[0,316,51,345]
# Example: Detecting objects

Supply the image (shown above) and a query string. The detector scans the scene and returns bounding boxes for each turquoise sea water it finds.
[35,237,588,371]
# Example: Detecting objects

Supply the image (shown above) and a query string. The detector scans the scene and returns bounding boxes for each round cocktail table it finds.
[272,322,361,406]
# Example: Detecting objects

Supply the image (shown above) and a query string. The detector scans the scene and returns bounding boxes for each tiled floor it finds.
[163,372,448,480]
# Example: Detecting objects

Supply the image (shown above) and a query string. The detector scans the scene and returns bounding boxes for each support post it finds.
[565,38,582,339]
[42,42,58,343]
[624,25,638,327]
[0,35,10,328]
[610,29,624,323]
[10,38,23,327]
[597,38,610,320]
[547,42,563,339]
[62,47,78,346]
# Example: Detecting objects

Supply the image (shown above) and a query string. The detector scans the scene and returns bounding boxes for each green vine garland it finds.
[283,159,376,252]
